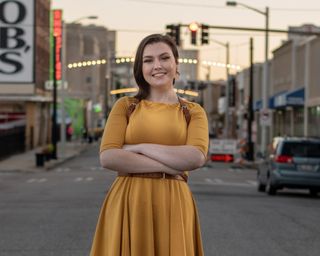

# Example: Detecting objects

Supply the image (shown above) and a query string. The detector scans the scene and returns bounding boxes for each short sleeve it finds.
[186,103,209,157]
[99,97,129,153]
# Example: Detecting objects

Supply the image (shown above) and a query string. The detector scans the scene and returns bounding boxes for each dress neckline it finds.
[141,99,180,107]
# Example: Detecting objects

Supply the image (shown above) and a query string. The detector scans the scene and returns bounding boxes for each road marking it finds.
[205,178,214,184]
[55,168,71,172]
[192,180,256,188]
[228,168,242,173]
[246,180,257,186]
[26,178,47,183]
[74,177,94,182]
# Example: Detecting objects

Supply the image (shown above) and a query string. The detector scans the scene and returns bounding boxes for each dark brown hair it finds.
[133,34,179,100]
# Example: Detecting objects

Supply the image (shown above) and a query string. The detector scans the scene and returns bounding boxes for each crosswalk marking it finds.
[246,180,257,186]
[26,178,47,183]
[201,178,256,187]
[55,167,71,172]
[74,177,94,182]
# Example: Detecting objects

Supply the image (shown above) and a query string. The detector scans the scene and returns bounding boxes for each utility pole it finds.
[225,42,230,138]
[247,38,254,161]
[261,6,269,155]
[60,21,66,158]
[52,36,58,159]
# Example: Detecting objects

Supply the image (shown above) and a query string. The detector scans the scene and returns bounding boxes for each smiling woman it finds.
[90,34,208,256]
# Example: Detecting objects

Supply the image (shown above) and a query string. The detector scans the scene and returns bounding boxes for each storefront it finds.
[271,87,305,137]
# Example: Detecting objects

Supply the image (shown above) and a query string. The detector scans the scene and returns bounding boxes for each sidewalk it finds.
[0,140,95,173]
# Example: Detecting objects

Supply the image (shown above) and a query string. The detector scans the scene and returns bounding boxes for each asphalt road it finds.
[0,144,319,256]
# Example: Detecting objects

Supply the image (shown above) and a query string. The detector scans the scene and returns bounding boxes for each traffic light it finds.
[166,24,180,46]
[189,22,199,45]
[201,24,209,45]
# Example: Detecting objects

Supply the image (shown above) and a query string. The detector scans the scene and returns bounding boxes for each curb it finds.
[0,142,96,173]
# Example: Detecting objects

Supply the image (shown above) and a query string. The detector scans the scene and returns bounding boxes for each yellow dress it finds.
[90,96,209,256]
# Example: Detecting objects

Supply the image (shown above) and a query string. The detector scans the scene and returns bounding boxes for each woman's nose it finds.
[153,59,161,69]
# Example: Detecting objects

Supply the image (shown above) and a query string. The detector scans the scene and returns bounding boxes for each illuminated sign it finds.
[53,9,62,81]
[0,0,35,83]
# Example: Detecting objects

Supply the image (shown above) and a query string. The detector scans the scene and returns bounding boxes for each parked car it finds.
[257,137,320,196]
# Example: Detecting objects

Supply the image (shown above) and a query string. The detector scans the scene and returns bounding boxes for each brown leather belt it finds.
[118,172,188,182]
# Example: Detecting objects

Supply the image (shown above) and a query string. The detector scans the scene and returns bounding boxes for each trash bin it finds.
[35,153,45,167]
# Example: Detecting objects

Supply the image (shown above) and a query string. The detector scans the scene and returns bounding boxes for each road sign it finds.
[209,139,237,155]
[260,109,271,126]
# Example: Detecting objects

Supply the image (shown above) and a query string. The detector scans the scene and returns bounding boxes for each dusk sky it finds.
[51,0,320,79]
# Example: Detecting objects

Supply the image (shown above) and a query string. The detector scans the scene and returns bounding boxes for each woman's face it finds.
[142,42,178,90]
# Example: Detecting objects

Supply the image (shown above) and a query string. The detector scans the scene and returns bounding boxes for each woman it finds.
[90,34,208,256]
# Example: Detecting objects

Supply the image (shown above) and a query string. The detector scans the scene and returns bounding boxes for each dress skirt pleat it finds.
[90,177,204,256]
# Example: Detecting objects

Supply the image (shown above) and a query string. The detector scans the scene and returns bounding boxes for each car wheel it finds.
[309,189,319,197]
[257,182,266,192]
[266,176,277,195]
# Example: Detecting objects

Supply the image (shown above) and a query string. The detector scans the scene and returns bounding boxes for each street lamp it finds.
[226,1,269,155]
[71,15,98,24]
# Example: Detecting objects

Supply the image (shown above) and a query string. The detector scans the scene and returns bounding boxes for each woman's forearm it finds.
[100,149,182,175]
[125,144,206,171]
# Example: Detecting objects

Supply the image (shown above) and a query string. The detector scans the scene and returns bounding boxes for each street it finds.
[1,144,320,256]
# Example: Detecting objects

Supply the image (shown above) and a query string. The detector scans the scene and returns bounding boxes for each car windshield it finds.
[281,142,320,158]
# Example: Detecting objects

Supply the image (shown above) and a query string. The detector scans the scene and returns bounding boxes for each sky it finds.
[51,0,320,79]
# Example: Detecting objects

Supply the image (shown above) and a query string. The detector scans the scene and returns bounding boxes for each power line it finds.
[123,0,224,8]
[123,0,320,12]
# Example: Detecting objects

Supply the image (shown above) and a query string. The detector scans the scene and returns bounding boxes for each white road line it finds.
[205,178,214,184]
[75,177,83,182]
[26,178,47,183]
[55,168,71,172]
[74,177,94,182]
[246,180,257,186]
[228,168,242,173]
[192,180,255,187]
[214,178,223,183]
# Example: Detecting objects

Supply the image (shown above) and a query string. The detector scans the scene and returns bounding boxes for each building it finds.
[0,0,51,159]
[234,24,320,156]
[65,24,116,136]
[271,35,320,138]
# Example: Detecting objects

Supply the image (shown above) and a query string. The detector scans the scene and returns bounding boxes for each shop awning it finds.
[286,87,304,106]
[253,99,262,111]
[273,87,304,108]
[269,90,287,109]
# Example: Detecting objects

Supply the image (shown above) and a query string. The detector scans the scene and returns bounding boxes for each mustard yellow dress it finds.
[90,96,208,256]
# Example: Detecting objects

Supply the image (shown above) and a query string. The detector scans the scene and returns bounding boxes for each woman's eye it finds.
[162,56,170,60]
[143,59,152,63]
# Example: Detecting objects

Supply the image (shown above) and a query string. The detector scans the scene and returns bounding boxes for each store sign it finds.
[0,0,34,83]
[53,9,62,81]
